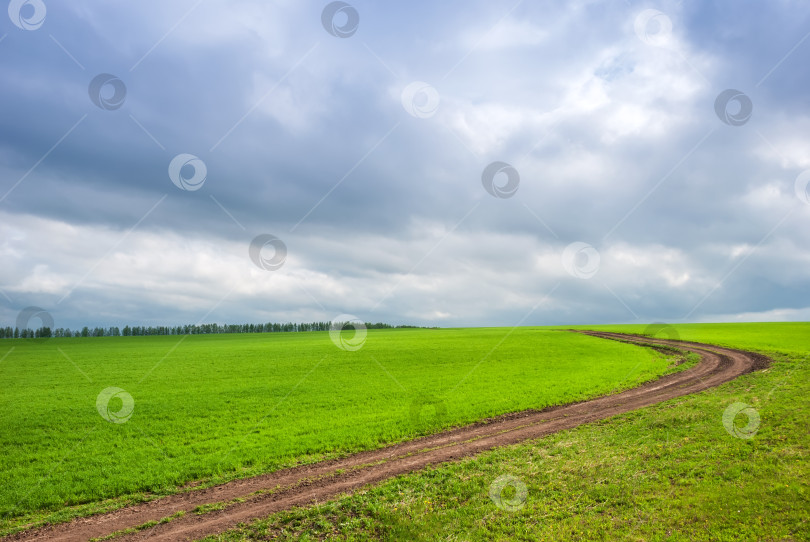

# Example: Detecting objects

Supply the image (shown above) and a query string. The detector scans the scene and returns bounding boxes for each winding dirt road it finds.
[6,332,770,542]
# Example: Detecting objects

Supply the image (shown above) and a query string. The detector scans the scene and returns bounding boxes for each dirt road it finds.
[6,332,770,542]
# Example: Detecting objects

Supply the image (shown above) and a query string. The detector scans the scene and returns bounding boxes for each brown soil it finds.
[5,332,770,542]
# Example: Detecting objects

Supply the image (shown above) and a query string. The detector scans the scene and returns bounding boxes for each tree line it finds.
[0,321,426,339]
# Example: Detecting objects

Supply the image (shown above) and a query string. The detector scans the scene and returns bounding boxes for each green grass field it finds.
[205,322,809,541]
[0,327,680,533]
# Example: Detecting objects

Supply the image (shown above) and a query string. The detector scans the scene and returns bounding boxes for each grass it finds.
[0,327,678,534]
[88,510,186,542]
[202,322,809,541]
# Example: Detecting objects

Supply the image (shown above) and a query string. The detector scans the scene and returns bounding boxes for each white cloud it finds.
[459,18,548,51]
[695,306,810,323]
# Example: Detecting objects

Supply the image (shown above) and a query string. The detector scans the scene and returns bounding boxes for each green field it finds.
[208,322,809,541]
[0,327,680,533]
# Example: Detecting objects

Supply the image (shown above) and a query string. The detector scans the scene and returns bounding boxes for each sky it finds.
[1,0,809,330]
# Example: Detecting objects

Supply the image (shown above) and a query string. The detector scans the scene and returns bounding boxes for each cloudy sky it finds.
[1,0,809,330]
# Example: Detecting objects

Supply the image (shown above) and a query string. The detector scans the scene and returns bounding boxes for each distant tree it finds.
[0,317,428,340]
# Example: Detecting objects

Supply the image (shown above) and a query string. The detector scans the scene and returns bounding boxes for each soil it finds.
[5,331,771,542]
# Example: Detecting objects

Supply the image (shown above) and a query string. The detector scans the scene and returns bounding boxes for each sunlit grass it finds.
[0,327,675,530]
[207,322,809,541]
